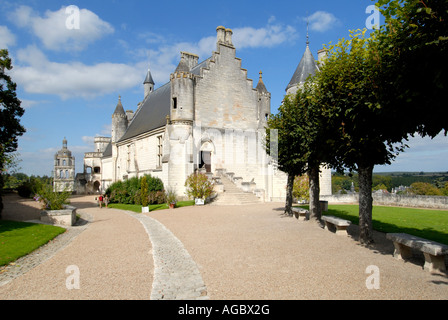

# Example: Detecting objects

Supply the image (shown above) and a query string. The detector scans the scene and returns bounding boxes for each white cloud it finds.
[307,11,340,32]
[233,23,297,49]
[0,25,16,48]
[13,45,144,99]
[10,5,114,51]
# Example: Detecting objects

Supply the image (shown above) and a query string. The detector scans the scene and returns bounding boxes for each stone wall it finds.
[320,193,448,209]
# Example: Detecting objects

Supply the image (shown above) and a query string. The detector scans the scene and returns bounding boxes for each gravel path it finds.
[1,195,154,299]
[1,194,447,300]
[148,203,448,300]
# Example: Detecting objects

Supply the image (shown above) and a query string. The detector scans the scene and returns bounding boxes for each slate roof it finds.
[117,58,211,143]
[102,141,112,158]
[286,44,319,91]
[118,82,171,142]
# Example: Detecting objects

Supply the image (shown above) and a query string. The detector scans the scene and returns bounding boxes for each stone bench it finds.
[292,207,308,220]
[386,233,448,272]
[322,215,351,236]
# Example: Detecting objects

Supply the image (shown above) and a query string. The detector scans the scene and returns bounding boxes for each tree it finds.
[267,80,330,219]
[0,49,26,218]
[409,182,442,196]
[374,0,448,139]
[293,175,309,203]
[267,93,307,216]
[315,29,407,244]
[140,175,149,207]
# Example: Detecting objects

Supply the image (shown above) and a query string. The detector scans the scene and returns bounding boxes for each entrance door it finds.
[93,181,101,193]
[200,151,211,173]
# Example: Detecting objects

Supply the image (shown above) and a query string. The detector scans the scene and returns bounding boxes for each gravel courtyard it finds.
[1,194,447,300]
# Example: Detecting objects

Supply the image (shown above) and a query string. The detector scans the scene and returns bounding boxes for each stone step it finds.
[210,174,261,206]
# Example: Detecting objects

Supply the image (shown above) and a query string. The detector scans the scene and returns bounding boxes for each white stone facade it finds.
[80,26,332,200]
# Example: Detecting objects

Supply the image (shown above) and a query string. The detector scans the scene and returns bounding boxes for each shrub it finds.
[293,175,309,202]
[166,188,177,204]
[140,176,149,207]
[37,184,71,210]
[106,175,164,205]
[148,191,166,204]
[17,183,32,198]
[185,172,215,200]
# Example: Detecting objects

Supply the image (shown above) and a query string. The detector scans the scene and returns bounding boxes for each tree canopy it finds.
[1,49,26,217]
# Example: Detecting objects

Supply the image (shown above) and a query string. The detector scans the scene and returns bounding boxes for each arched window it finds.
[63,160,67,166]
[65,170,69,179]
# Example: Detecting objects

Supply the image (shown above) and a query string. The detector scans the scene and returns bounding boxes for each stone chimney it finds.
[318,48,328,65]
[180,52,199,70]
[225,28,233,46]
[216,26,226,44]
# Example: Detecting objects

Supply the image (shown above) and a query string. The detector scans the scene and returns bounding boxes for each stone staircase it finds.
[210,173,262,206]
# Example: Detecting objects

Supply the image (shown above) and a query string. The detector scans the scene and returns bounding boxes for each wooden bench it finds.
[322,215,351,236]
[292,207,308,220]
[386,233,448,273]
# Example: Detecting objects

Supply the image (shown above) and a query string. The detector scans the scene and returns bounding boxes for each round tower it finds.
[111,96,128,143]
[170,53,194,124]
[256,71,271,128]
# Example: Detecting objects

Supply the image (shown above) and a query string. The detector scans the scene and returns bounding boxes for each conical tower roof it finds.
[286,44,318,91]
[113,96,126,115]
[256,71,268,93]
[175,56,190,73]
[143,68,154,84]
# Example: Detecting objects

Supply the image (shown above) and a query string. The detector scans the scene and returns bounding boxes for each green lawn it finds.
[0,220,66,266]
[295,204,448,245]
[108,200,195,213]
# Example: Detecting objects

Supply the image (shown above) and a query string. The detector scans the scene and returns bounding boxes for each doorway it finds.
[200,151,211,173]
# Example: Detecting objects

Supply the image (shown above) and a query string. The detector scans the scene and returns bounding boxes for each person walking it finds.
[98,194,104,208]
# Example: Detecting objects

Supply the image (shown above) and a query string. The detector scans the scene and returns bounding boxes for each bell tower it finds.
[53,137,75,192]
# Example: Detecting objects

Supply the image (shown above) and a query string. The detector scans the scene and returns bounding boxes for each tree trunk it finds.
[285,173,294,216]
[0,172,3,219]
[358,164,374,245]
[308,165,321,222]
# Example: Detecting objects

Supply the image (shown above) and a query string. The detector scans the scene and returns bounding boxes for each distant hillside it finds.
[332,171,448,193]
[374,171,448,176]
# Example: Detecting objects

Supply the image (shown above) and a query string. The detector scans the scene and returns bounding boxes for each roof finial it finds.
[259,70,263,81]
[306,16,310,46]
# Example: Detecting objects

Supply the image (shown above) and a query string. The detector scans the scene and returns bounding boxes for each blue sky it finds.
[1,0,446,177]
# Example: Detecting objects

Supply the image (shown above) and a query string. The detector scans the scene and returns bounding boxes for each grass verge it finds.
[295,204,448,245]
[108,200,195,213]
[0,220,66,266]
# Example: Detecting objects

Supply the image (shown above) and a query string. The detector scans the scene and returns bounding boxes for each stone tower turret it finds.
[143,68,155,100]
[256,70,271,128]
[111,96,128,143]
[170,52,195,124]
[286,26,319,96]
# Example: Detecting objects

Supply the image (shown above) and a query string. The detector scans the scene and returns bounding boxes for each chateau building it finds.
[77,26,332,200]
[53,138,75,192]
